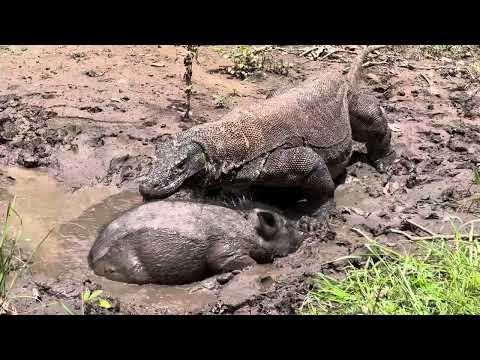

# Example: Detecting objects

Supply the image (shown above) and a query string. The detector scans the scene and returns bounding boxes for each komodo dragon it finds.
[139,45,394,222]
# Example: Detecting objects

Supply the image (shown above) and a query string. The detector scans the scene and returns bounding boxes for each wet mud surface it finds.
[1,45,480,314]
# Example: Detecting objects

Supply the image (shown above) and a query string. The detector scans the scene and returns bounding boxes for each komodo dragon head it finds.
[139,139,206,200]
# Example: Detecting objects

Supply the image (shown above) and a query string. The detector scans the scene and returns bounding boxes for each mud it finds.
[1,45,480,314]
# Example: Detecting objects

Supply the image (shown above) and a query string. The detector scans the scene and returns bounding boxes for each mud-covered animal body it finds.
[88,200,302,285]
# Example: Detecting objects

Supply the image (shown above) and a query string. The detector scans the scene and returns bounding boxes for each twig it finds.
[467,195,479,212]
[389,229,415,240]
[431,112,447,116]
[318,254,364,268]
[405,219,436,236]
[300,46,320,57]
[288,50,305,56]
[302,50,352,65]
[52,115,138,124]
[318,49,351,62]
[351,227,373,241]
[389,228,479,241]
[397,64,440,71]
[371,286,384,315]
[274,47,304,56]
[362,60,388,68]
[459,219,480,231]
[420,73,432,87]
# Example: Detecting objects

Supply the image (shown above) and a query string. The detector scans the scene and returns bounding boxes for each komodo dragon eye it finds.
[176,160,187,170]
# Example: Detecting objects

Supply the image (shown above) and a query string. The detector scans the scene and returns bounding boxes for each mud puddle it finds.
[1,167,220,313]
[1,167,330,314]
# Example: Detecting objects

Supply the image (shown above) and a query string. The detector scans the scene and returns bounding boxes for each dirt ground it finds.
[1,45,480,315]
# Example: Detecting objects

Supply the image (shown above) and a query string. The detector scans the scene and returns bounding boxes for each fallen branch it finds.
[404,219,436,236]
[351,228,402,258]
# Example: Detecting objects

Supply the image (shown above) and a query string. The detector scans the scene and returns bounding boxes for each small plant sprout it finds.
[225,45,264,80]
[427,45,465,58]
[224,46,288,79]
[81,288,112,315]
[214,94,232,109]
[473,166,480,186]
[183,45,199,120]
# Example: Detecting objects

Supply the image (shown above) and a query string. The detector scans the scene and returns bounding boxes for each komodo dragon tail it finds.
[346,45,387,87]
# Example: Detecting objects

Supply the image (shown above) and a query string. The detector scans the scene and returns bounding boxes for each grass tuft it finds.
[1,197,50,314]
[425,45,466,58]
[300,224,480,315]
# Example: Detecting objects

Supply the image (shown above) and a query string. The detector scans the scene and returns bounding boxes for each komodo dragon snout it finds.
[139,140,206,200]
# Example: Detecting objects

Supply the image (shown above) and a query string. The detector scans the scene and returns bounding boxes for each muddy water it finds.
[334,168,379,213]
[1,166,397,314]
[1,167,120,266]
[1,167,216,313]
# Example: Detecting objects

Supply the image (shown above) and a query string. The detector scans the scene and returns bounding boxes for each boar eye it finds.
[106,266,117,274]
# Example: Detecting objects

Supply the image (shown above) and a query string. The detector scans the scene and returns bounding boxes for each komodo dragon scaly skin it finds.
[139,45,394,221]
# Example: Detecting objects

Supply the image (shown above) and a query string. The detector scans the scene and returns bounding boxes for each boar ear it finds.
[254,210,280,240]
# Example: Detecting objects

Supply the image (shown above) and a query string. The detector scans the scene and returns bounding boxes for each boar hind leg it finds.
[206,240,256,274]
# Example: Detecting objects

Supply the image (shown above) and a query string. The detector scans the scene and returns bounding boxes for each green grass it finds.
[425,45,466,58]
[223,45,289,79]
[0,197,20,304]
[224,45,264,80]
[300,225,480,315]
[473,166,480,186]
[0,197,50,314]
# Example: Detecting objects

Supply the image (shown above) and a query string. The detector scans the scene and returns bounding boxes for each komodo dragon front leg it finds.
[349,93,395,173]
[236,146,336,230]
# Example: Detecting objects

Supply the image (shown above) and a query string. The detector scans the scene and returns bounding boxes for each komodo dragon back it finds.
[183,75,349,167]
[180,45,384,169]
